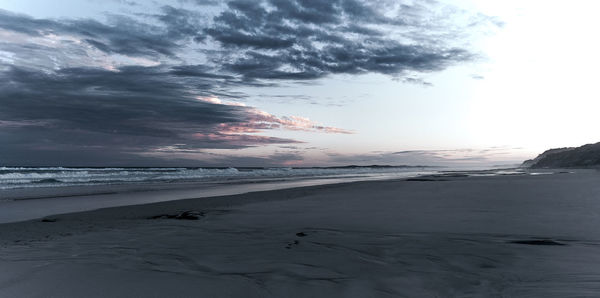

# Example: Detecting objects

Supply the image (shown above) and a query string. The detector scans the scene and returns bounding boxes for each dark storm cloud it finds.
[204,0,475,81]
[0,65,302,165]
[0,66,239,132]
[169,64,235,79]
[0,8,204,58]
[0,1,484,82]
[0,62,351,165]
[177,0,223,6]
[154,5,207,42]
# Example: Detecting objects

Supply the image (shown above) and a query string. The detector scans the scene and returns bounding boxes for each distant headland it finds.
[522,142,600,168]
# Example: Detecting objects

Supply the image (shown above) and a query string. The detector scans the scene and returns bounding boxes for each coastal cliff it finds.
[522,142,600,168]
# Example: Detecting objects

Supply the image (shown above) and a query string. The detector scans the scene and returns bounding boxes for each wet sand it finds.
[1,170,600,297]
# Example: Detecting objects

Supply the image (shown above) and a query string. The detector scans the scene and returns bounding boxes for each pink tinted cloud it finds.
[249,112,353,134]
[191,132,302,147]
[197,96,353,135]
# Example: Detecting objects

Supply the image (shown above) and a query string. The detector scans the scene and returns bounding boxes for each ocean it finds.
[0,166,435,190]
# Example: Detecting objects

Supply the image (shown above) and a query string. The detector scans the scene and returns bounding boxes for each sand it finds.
[2,170,600,297]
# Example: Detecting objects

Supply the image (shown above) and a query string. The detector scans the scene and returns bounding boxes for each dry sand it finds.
[2,170,600,297]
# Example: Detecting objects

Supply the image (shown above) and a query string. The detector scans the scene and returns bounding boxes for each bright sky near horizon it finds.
[0,0,598,167]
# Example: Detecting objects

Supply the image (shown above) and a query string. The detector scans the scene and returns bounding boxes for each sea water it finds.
[0,166,434,190]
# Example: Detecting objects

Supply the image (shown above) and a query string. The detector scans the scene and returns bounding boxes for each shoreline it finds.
[0,167,547,224]
[0,173,431,224]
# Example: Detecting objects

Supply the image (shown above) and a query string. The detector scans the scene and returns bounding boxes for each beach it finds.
[2,170,600,297]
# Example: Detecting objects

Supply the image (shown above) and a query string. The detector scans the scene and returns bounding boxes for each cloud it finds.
[204,0,478,82]
[213,108,355,134]
[0,64,349,165]
[0,1,497,166]
[0,7,205,63]
[177,0,223,6]
[0,0,487,81]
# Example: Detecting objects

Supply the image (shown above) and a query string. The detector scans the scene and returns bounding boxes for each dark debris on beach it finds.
[149,211,205,220]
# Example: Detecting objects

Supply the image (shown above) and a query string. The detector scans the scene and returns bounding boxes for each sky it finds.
[0,0,599,167]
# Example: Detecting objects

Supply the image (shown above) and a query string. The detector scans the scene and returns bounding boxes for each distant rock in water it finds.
[522,142,600,168]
